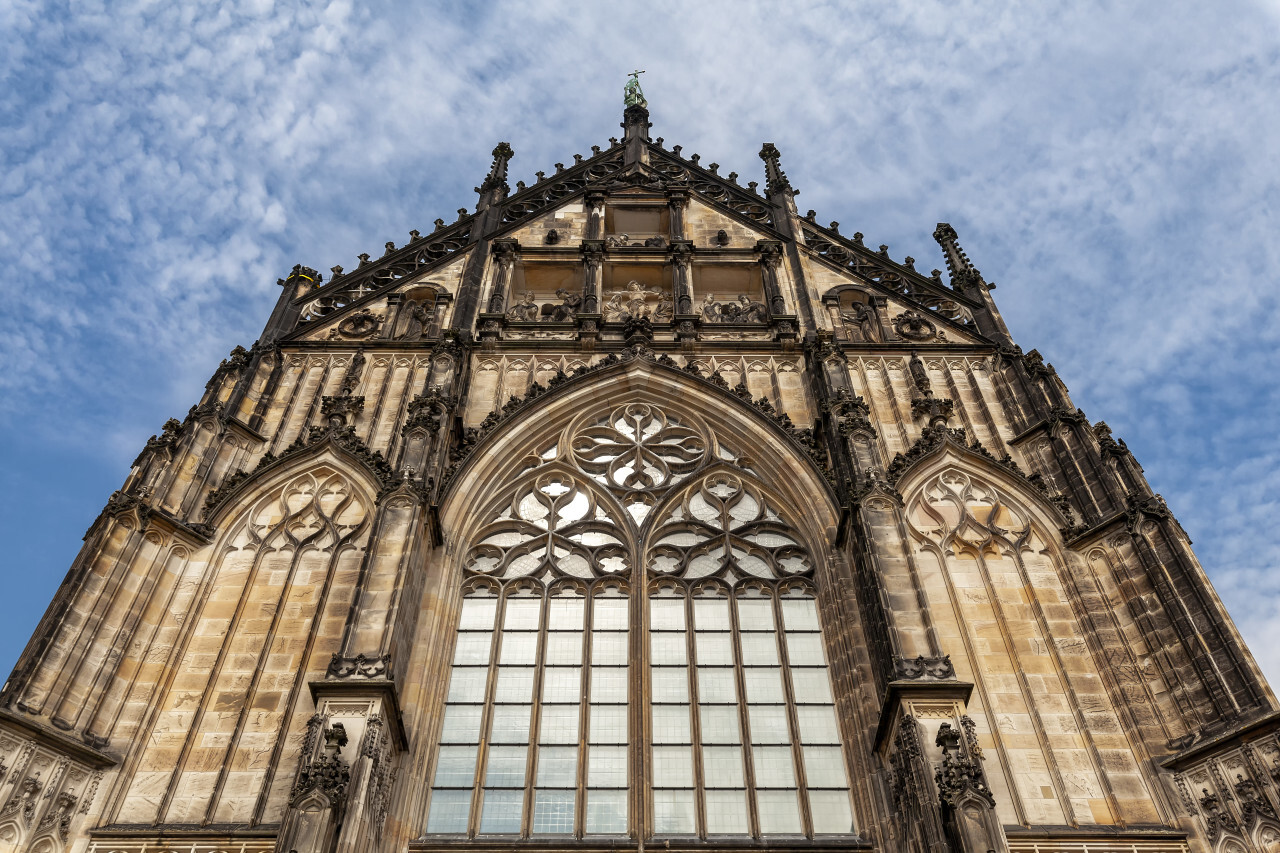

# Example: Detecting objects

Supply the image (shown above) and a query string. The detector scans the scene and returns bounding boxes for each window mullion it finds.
[731,591,760,840]
[471,593,507,838]
[775,591,813,838]
[686,592,705,839]
[522,592,551,839]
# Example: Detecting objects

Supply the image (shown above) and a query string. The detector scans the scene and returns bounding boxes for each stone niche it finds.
[504,262,582,322]
[604,203,669,243]
[693,262,769,324]
[601,261,674,324]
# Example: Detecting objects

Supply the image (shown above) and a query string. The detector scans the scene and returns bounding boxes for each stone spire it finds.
[932,222,1012,345]
[476,142,514,206]
[759,143,792,197]
[622,70,651,167]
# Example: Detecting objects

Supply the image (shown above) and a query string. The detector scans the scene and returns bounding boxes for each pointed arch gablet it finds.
[439,357,840,559]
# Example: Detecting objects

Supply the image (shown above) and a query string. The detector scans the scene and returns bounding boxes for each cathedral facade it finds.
[2,82,1278,853]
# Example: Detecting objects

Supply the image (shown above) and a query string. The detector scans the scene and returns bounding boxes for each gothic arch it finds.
[202,434,386,530]
[897,450,1162,827]
[440,357,839,556]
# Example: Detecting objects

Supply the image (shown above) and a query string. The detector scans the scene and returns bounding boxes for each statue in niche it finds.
[701,292,769,324]
[506,290,539,322]
[542,288,582,321]
[604,280,664,323]
[399,299,434,340]
[653,292,674,323]
[840,301,879,342]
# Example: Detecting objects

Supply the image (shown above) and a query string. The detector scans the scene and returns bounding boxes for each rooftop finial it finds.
[624,70,647,109]
[479,142,514,197]
[759,143,792,196]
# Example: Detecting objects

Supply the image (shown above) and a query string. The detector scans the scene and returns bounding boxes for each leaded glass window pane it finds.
[653,705,691,743]
[748,705,791,744]
[785,631,827,665]
[591,631,628,664]
[494,667,534,702]
[651,667,689,702]
[790,667,834,703]
[538,705,579,744]
[803,745,849,788]
[536,746,577,786]
[704,789,748,834]
[702,745,745,787]
[541,667,581,702]
[440,705,483,743]
[479,788,523,833]
[426,789,472,833]
[743,667,785,703]
[453,633,492,665]
[585,789,627,834]
[499,633,538,665]
[490,705,532,743]
[650,597,686,629]
[484,745,528,786]
[433,746,477,786]
[740,632,779,665]
[809,789,855,833]
[545,632,583,665]
[532,789,575,834]
[696,668,736,702]
[752,746,796,787]
[653,745,693,787]
[699,705,741,744]
[796,704,841,743]
[651,632,687,664]
[447,667,488,702]
[589,704,627,744]
[695,633,733,664]
[588,745,627,787]
[590,667,628,702]
[757,789,802,834]
[459,597,498,630]
[653,789,696,834]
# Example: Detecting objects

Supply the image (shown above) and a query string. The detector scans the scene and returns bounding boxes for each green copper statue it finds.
[624,69,647,109]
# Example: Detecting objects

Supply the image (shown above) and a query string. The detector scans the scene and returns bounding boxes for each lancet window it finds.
[426,402,853,840]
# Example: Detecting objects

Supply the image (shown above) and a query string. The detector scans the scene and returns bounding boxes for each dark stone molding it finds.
[0,708,117,769]
[200,423,426,528]
[1161,710,1280,771]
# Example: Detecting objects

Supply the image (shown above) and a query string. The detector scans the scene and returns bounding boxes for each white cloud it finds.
[2,0,1279,687]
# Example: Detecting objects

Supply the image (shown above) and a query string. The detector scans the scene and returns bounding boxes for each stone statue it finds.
[506,290,539,322]
[653,292,674,323]
[734,294,769,323]
[544,288,582,322]
[841,302,879,342]
[624,70,647,108]
[701,292,768,324]
[400,299,434,340]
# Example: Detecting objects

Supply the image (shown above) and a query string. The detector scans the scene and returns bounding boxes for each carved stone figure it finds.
[506,290,539,322]
[701,292,768,324]
[604,280,663,323]
[840,301,879,341]
[542,288,582,322]
[398,300,434,340]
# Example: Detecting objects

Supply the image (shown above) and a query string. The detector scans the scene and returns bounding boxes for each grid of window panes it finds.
[648,587,854,838]
[426,587,631,837]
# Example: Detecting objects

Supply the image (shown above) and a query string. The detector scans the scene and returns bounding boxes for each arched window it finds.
[427,402,853,839]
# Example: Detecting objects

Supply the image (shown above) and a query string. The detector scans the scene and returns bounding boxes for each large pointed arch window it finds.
[426,403,854,840]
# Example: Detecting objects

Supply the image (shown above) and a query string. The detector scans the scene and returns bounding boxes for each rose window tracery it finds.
[571,403,706,492]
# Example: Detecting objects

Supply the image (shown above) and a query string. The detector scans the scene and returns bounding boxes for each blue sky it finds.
[3,1,1280,683]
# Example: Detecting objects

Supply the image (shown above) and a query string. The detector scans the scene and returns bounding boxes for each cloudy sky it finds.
[3,1,1279,686]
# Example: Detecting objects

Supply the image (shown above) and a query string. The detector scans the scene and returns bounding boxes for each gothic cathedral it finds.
[2,80,1276,853]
